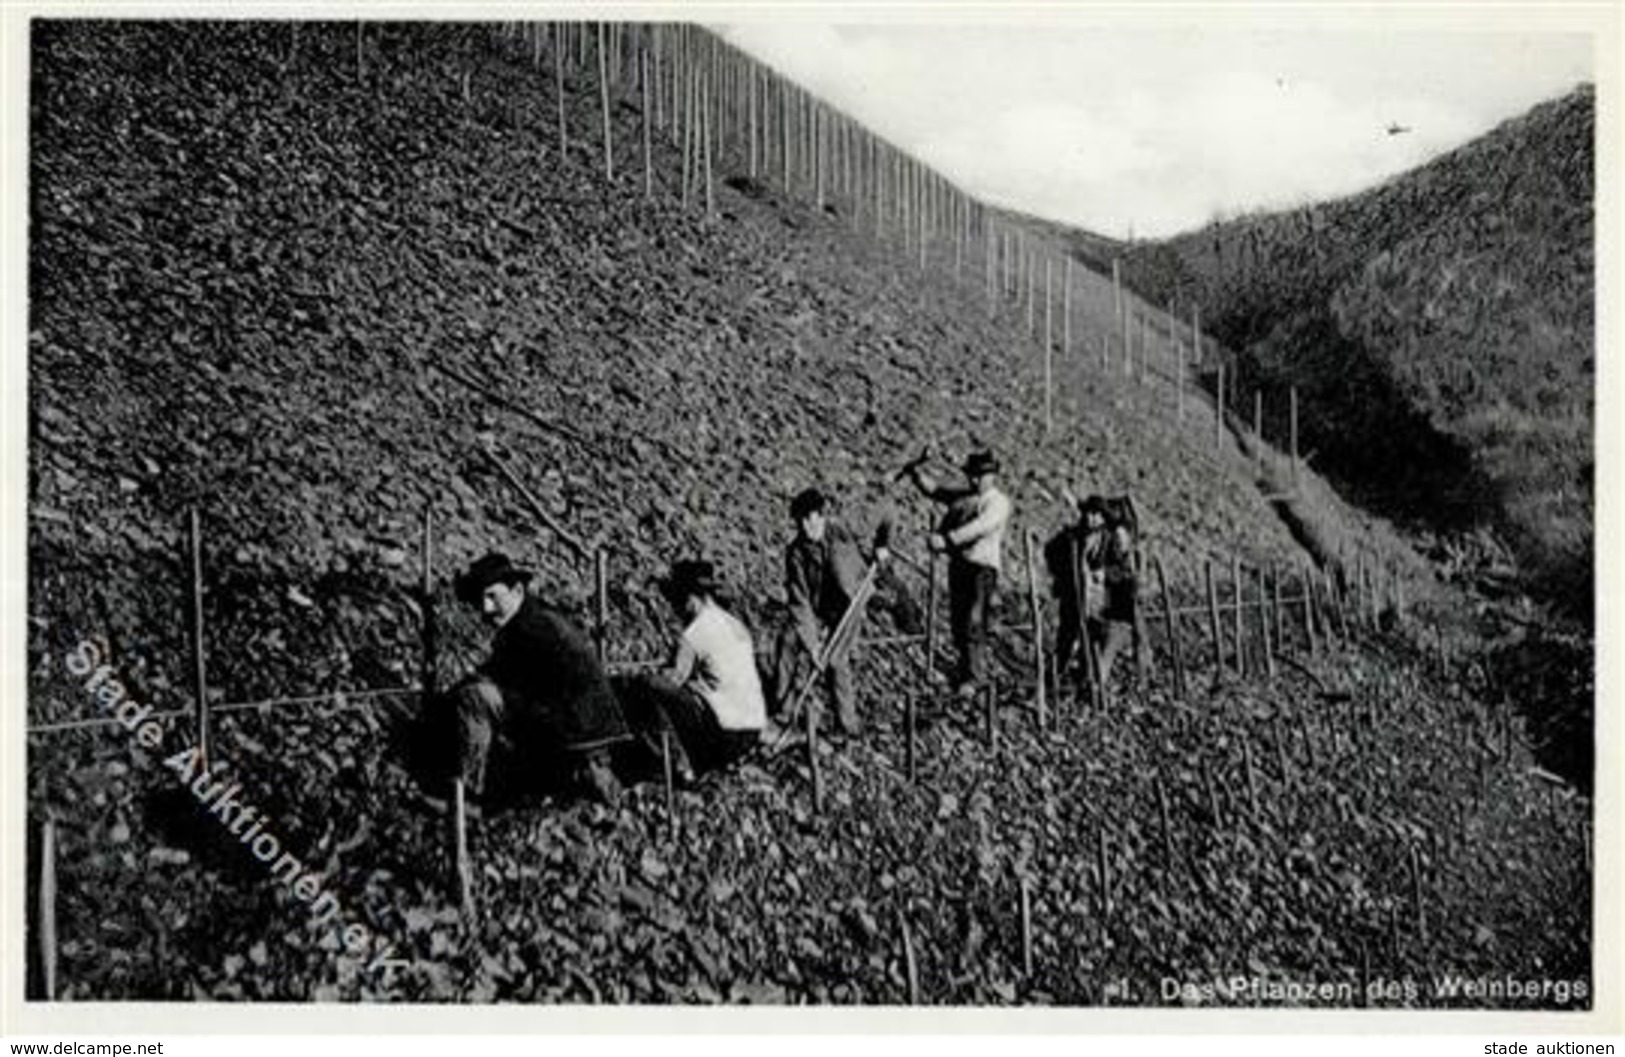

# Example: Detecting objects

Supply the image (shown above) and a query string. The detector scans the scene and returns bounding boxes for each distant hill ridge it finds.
[1110,86,1594,618]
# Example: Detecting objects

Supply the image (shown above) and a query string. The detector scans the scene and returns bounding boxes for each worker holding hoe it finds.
[904,449,1013,699]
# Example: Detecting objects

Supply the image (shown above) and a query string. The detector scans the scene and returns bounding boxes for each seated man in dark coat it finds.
[428,552,630,810]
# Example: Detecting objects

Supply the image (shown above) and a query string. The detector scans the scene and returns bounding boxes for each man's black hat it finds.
[790,488,827,522]
[962,450,1000,477]
[660,559,719,605]
[455,552,534,605]
[1077,494,1109,520]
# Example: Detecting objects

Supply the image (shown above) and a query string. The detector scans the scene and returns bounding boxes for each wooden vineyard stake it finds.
[453,778,474,920]
[1063,257,1073,361]
[1327,568,1350,643]
[1242,736,1259,821]
[641,49,653,197]
[597,23,613,181]
[899,910,920,1004]
[813,104,824,208]
[1215,361,1226,450]
[1201,754,1223,829]
[1253,390,1262,463]
[1019,874,1034,977]
[681,69,696,207]
[1355,551,1367,630]
[985,680,997,747]
[1154,556,1186,697]
[1112,258,1123,328]
[1301,560,1319,656]
[189,507,210,766]
[1192,304,1202,368]
[1272,563,1286,652]
[1043,259,1054,434]
[1290,386,1300,489]
[1122,306,1133,378]
[984,224,996,310]
[1024,531,1048,728]
[1231,555,1245,678]
[1156,775,1175,871]
[1410,843,1427,941]
[660,729,677,831]
[554,24,568,158]
[1144,310,1154,384]
[1259,566,1276,679]
[806,700,822,813]
[1205,560,1224,677]
[1273,714,1292,787]
[1299,705,1318,770]
[905,691,918,783]
[922,544,940,691]
[1132,549,1148,687]
[745,51,757,178]
[36,817,58,1000]
[593,549,609,664]
[1096,827,1112,919]
[701,72,714,216]
[421,508,438,700]
[1026,247,1037,334]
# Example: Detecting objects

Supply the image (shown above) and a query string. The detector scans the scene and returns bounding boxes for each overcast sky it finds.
[718,23,1593,239]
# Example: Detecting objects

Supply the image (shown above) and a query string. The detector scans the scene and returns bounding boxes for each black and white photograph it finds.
[9,1,1614,1030]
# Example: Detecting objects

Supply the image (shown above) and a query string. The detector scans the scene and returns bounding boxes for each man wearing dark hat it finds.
[770,488,869,736]
[621,560,767,781]
[432,552,630,809]
[906,450,1013,696]
[1046,494,1138,693]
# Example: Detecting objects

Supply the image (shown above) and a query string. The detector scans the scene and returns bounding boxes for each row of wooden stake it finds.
[21,493,1548,998]
[484,22,1305,466]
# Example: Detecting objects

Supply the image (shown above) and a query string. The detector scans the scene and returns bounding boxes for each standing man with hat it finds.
[428,552,630,811]
[1046,493,1138,693]
[771,488,869,737]
[906,450,1013,697]
[620,560,768,782]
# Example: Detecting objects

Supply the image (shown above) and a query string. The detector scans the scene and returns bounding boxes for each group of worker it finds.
[415,448,1139,815]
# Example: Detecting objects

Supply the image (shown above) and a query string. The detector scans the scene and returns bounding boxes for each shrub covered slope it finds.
[1112,89,1594,617]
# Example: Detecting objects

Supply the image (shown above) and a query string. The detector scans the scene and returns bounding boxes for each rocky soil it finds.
[25,21,1590,1005]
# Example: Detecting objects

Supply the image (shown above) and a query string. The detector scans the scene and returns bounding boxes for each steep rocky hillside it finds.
[1113,88,1594,619]
[29,20,1369,716]
[23,21,1588,1008]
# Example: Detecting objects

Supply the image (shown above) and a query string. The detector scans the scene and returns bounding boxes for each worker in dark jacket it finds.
[1046,495,1138,692]
[429,552,630,810]
[771,488,868,735]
